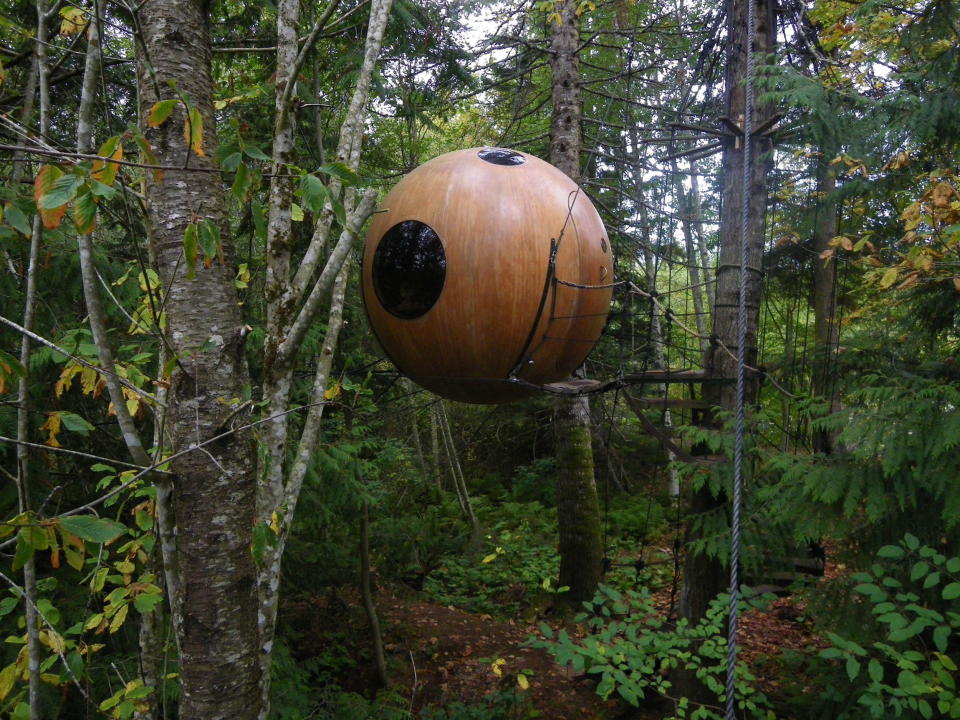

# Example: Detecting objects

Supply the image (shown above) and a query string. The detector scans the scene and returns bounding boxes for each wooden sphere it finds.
[362,147,612,403]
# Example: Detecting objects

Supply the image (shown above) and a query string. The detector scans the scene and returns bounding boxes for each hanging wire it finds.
[726,0,756,716]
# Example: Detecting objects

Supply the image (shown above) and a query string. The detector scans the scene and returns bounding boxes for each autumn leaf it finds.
[183,223,199,280]
[0,349,26,395]
[92,135,123,186]
[34,164,67,229]
[40,411,63,447]
[183,106,205,157]
[59,6,88,35]
[879,267,899,289]
[147,99,178,128]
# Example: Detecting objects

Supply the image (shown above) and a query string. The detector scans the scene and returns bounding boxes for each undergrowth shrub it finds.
[531,584,775,720]
[808,534,960,719]
[418,688,539,720]
[424,501,558,616]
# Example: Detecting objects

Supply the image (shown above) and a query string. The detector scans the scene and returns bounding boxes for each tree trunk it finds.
[811,163,840,454]
[137,1,261,716]
[676,0,776,703]
[549,0,603,607]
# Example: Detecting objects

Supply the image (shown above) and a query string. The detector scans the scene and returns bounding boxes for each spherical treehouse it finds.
[361,147,612,404]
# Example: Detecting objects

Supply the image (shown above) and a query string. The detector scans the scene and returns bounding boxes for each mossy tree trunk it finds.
[549,0,603,607]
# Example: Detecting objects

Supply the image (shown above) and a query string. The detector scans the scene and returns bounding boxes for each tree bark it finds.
[811,163,840,454]
[549,0,603,607]
[136,0,261,716]
[677,0,776,703]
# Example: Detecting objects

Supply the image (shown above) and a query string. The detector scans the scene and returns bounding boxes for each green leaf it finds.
[198,219,221,266]
[243,145,270,161]
[222,151,242,171]
[183,222,198,280]
[923,572,941,589]
[4,205,31,235]
[300,174,328,214]
[317,161,362,186]
[910,561,929,581]
[58,515,127,544]
[231,162,250,203]
[945,557,960,573]
[147,99,178,128]
[133,593,163,614]
[897,669,924,694]
[933,625,950,653]
[903,533,920,551]
[867,658,883,683]
[877,545,905,559]
[13,528,35,571]
[88,179,117,199]
[40,174,84,209]
[943,583,960,601]
[291,203,304,222]
[60,412,95,436]
[846,656,861,681]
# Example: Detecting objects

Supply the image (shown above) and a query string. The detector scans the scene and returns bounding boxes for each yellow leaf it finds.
[80,365,98,396]
[324,382,341,400]
[291,203,304,221]
[879,267,899,289]
[40,411,63,447]
[516,673,529,690]
[183,106,205,156]
[92,136,123,186]
[55,363,83,398]
[490,658,505,676]
[109,602,129,633]
[0,663,16,702]
[269,511,281,535]
[59,6,88,35]
[481,553,498,564]
[953,277,960,292]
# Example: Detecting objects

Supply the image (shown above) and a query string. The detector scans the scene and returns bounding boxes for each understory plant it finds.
[815,534,960,719]
[532,584,775,720]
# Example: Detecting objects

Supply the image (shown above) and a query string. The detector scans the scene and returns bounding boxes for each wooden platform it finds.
[534,369,728,396]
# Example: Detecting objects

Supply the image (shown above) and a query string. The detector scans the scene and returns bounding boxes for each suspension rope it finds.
[726,0,756,716]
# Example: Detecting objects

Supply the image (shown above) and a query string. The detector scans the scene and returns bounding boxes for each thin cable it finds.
[726,0,755,716]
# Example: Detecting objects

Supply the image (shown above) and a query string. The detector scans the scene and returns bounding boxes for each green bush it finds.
[813,534,960,719]
[424,502,559,616]
[532,584,775,720]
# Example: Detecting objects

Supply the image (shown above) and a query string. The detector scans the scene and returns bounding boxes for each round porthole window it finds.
[477,148,526,166]
[372,220,446,319]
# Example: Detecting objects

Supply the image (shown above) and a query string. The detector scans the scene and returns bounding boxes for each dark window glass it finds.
[477,148,526,166]
[373,221,446,319]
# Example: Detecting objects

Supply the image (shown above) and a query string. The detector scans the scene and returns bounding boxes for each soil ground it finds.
[284,555,839,718]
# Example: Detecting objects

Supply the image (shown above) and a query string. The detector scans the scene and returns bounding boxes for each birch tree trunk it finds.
[549,0,603,607]
[136,0,261,716]
[16,5,50,713]
[253,1,390,714]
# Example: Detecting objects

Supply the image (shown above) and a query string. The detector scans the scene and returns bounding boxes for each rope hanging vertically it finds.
[726,0,755,716]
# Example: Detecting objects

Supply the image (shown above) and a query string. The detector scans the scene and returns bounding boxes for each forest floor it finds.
[286,552,840,718]
[377,585,825,719]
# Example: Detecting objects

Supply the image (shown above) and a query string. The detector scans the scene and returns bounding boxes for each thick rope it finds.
[726,0,755,716]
